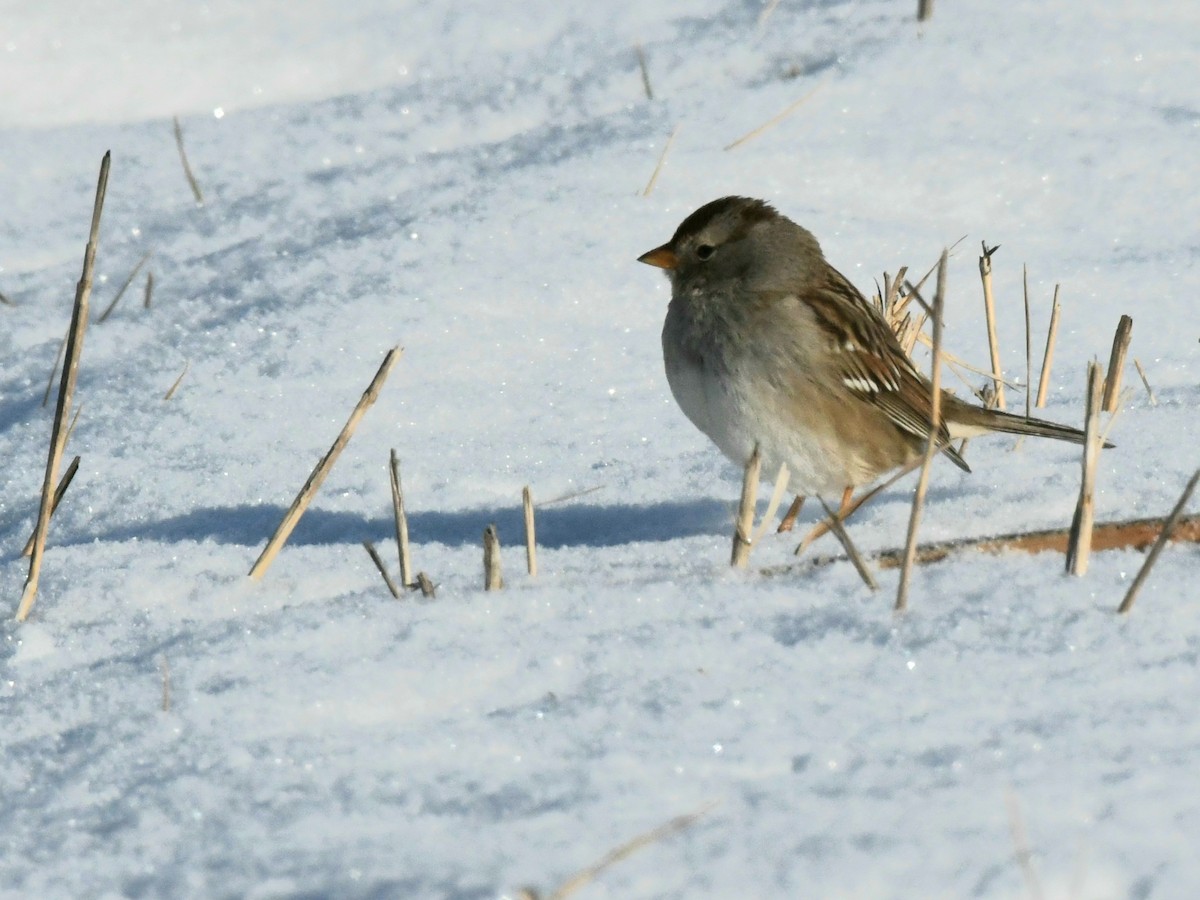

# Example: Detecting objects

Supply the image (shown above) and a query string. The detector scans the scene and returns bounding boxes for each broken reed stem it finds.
[1117,468,1200,614]
[1132,358,1158,406]
[483,524,503,590]
[731,444,761,568]
[917,0,934,22]
[143,271,155,309]
[545,803,714,900]
[522,486,538,577]
[389,449,413,587]
[42,333,68,408]
[173,116,205,205]
[415,571,436,598]
[16,152,110,623]
[1005,790,1046,900]
[895,249,948,612]
[163,361,189,400]
[96,251,150,323]
[20,455,81,557]
[640,123,679,197]
[363,540,402,599]
[724,81,824,151]
[753,463,790,543]
[817,498,877,590]
[634,43,653,100]
[978,242,1007,410]
[248,346,402,579]
[1022,266,1032,421]
[1066,362,1103,576]
[1035,285,1061,409]
[540,485,604,506]
[161,655,172,713]
[1101,315,1133,413]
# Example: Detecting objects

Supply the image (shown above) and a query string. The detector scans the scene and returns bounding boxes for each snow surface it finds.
[2,0,1198,897]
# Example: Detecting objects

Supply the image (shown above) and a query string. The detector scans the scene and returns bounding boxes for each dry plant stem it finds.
[1005,789,1046,900]
[97,251,150,323]
[1022,266,1032,420]
[917,0,934,21]
[483,525,503,590]
[362,541,402,599]
[731,444,761,568]
[389,449,413,587]
[415,571,436,598]
[143,271,155,309]
[42,333,68,408]
[641,123,679,197]
[634,43,653,100]
[724,81,824,151]
[540,485,604,506]
[1132,358,1158,406]
[978,243,1007,409]
[17,151,110,623]
[522,486,538,577]
[1102,315,1133,413]
[895,249,948,612]
[753,463,790,542]
[777,494,805,533]
[20,455,81,558]
[161,656,171,713]
[163,361,189,400]
[818,498,877,590]
[1117,468,1200,614]
[546,804,714,900]
[248,346,402,579]
[173,116,205,205]
[1066,362,1103,576]
[1035,286,1061,408]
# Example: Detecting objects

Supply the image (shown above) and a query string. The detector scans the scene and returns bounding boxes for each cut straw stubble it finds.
[522,486,538,577]
[1065,361,1104,576]
[483,525,503,590]
[978,242,1007,410]
[1034,285,1061,409]
[1101,315,1133,413]
[731,444,761,568]
[389,449,413,587]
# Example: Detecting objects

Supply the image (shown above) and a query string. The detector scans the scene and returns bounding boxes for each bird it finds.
[638,196,1100,521]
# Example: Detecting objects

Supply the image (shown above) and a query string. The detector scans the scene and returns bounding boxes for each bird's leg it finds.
[776,495,806,533]
[839,485,853,518]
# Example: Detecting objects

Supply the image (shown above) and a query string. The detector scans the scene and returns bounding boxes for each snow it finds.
[2,1,1198,897]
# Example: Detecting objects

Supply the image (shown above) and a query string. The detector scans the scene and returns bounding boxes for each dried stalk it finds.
[817,498,877,590]
[415,572,436,598]
[634,43,653,100]
[895,248,948,612]
[363,540,402,599]
[1101,315,1133,413]
[173,116,205,205]
[1035,285,1061,408]
[724,81,824,151]
[1132,358,1157,406]
[17,151,110,623]
[163,361,189,400]
[20,455,81,557]
[484,524,503,590]
[540,485,604,506]
[641,123,679,197]
[1065,362,1103,576]
[917,0,934,22]
[389,449,413,587]
[1022,265,1032,421]
[978,242,1006,409]
[731,444,761,568]
[248,346,402,579]
[522,486,538,577]
[143,271,155,309]
[96,251,150,323]
[1117,468,1200,614]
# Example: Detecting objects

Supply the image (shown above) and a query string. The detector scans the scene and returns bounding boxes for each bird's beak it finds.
[637,244,678,270]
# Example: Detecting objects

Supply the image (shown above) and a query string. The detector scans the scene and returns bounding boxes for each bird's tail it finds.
[948,404,1112,447]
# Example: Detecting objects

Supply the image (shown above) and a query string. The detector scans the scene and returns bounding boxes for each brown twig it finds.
[917,0,934,22]
[143,271,155,309]
[1035,285,1061,409]
[484,524,503,590]
[1132,358,1158,406]
[389,449,413,587]
[17,151,110,623]
[1065,362,1103,576]
[895,249,948,612]
[173,116,205,205]
[724,81,825,151]
[1117,469,1200,614]
[523,485,538,577]
[248,346,402,579]
[731,444,761,568]
[97,251,151,323]
[818,498,877,590]
[634,43,653,100]
[978,242,1007,409]
[641,123,679,197]
[20,455,81,557]
[1101,315,1133,413]
[363,540,402,599]
[163,361,189,400]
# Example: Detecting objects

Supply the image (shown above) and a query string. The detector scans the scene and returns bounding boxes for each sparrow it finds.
[639,196,1098,502]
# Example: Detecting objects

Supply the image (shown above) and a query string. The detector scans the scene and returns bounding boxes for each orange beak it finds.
[637,244,679,270]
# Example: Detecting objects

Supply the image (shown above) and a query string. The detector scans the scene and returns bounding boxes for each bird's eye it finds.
[696,244,715,260]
